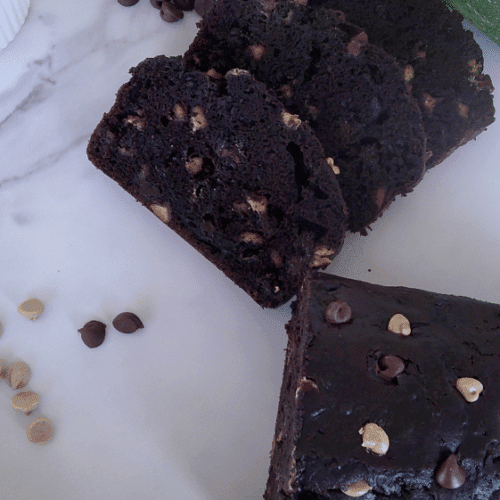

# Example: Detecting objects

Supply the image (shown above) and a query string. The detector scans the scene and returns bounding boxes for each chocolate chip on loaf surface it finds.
[185,0,427,233]
[87,56,347,307]
[307,0,495,170]
[265,273,500,498]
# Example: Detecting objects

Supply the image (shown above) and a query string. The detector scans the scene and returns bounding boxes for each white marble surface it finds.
[0,1,499,499]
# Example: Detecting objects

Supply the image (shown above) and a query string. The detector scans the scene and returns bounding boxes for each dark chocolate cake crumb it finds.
[87,56,347,307]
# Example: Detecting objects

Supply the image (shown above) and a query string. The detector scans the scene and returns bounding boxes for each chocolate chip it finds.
[78,320,106,348]
[150,0,163,8]
[436,454,466,489]
[377,355,405,380]
[112,312,144,334]
[172,0,194,10]
[160,1,184,22]
[194,0,215,17]
[325,300,352,324]
[118,0,140,5]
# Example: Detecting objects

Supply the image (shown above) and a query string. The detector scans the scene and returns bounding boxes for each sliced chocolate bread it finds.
[307,0,495,169]
[266,272,500,498]
[185,0,427,233]
[87,56,347,308]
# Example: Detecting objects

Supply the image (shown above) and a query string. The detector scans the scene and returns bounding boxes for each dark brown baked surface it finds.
[87,56,347,307]
[185,0,427,234]
[266,273,500,498]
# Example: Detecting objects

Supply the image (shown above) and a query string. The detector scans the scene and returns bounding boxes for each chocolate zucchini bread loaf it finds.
[185,0,427,234]
[307,0,495,169]
[266,273,500,498]
[87,56,347,308]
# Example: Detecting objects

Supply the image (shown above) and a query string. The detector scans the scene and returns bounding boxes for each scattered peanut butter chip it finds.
[359,423,389,456]
[5,361,31,390]
[456,377,483,402]
[436,454,466,489]
[341,480,372,497]
[112,312,144,334]
[173,103,187,121]
[11,391,40,415]
[325,300,352,324]
[27,417,54,444]
[190,106,208,131]
[240,232,264,245]
[387,313,411,336]
[18,298,44,321]
[185,157,203,175]
[246,194,268,213]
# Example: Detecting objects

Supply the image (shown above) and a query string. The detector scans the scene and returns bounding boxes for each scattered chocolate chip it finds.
[456,377,483,402]
[150,0,163,8]
[11,391,40,415]
[359,422,389,456]
[172,0,194,10]
[112,312,144,334]
[325,300,352,324]
[78,320,106,348]
[436,454,466,489]
[5,361,31,390]
[160,1,184,22]
[377,355,405,380]
[118,0,140,5]
[27,417,54,444]
[341,480,372,497]
[18,298,44,321]
[194,0,215,17]
[387,313,411,336]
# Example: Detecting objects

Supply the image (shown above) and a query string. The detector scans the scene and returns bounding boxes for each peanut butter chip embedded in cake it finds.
[249,43,266,60]
[281,111,301,130]
[341,480,372,497]
[123,115,146,130]
[326,157,340,175]
[387,313,411,335]
[185,157,203,175]
[18,298,44,321]
[11,391,40,415]
[404,64,415,82]
[5,361,31,390]
[27,417,54,444]
[456,377,483,402]
[458,103,469,118]
[359,423,389,456]
[246,194,268,213]
[312,246,336,267]
[240,232,264,245]
[173,103,187,121]
[190,106,208,131]
[436,454,466,489]
[150,203,171,224]
[325,300,352,324]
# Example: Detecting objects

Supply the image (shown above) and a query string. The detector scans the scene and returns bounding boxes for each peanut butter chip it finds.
[185,157,203,175]
[312,246,336,267]
[18,298,44,321]
[150,203,171,224]
[11,391,40,415]
[173,103,187,121]
[5,361,31,390]
[190,106,208,131]
[249,44,266,60]
[27,417,54,444]
[240,232,264,245]
[387,313,411,336]
[458,103,469,118]
[281,111,301,130]
[404,64,414,82]
[326,157,340,175]
[246,195,268,213]
[456,377,483,402]
[359,423,389,456]
[341,480,372,497]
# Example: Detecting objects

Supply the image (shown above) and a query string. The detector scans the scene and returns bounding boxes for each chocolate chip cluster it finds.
[117,0,215,22]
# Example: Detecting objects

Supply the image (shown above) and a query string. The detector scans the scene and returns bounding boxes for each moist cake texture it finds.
[87,56,347,307]
[185,0,427,233]
[307,0,495,169]
[266,273,500,498]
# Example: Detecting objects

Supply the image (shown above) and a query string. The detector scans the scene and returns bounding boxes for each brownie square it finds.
[266,273,500,498]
